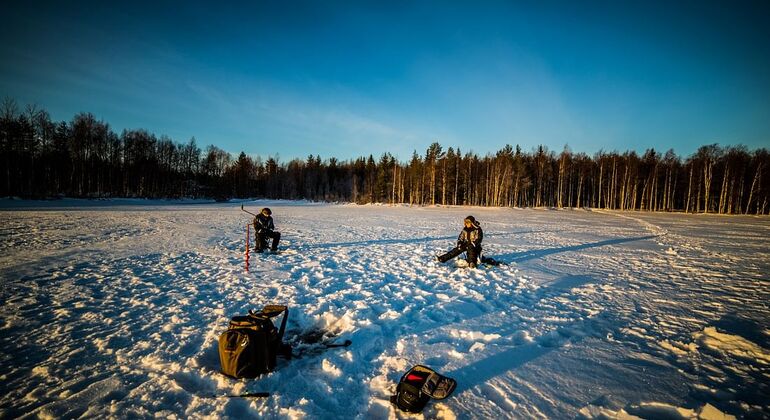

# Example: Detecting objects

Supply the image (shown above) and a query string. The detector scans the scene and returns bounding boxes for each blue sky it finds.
[2,1,769,161]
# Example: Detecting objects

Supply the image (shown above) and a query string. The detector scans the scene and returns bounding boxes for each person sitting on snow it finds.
[254,207,281,253]
[436,215,484,268]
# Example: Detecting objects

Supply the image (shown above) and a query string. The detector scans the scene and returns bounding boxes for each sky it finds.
[1,1,769,161]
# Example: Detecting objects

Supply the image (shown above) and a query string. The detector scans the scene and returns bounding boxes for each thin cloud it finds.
[184,80,438,159]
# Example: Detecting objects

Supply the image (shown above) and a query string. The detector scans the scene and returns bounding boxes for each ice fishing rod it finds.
[324,339,352,348]
[240,204,257,217]
[208,392,270,398]
[291,339,352,359]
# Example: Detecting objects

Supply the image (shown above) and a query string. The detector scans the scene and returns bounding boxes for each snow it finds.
[693,327,770,364]
[1,200,768,418]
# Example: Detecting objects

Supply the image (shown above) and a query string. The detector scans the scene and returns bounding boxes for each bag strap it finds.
[276,306,288,342]
[261,305,287,318]
[247,310,268,320]
[248,305,289,342]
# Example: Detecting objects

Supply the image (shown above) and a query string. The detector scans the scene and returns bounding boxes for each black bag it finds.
[218,305,290,378]
[391,365,457,413]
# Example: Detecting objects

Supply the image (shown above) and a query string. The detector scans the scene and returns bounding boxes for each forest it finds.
[1,99,768,214]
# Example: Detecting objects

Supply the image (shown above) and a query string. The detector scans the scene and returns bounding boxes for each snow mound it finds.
[693,327,770,364]
[580,402,736,420]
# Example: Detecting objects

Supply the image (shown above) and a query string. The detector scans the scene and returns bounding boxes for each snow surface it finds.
[1,200,768,419]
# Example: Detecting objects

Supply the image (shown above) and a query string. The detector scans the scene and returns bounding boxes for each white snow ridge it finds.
[1,200,769,418]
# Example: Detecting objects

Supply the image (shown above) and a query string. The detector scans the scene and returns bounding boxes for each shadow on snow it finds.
[495,235,659,264]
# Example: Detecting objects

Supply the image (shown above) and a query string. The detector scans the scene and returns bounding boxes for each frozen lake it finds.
[1,200,768,418]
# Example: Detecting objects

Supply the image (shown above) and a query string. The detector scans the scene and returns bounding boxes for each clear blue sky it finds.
[2,1,769,161]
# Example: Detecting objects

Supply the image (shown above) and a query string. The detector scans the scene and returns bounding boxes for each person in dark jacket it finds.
[254,207,281,253]
[437,215,484,268]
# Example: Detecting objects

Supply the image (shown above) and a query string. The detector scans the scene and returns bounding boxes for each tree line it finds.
[1,98,768,214]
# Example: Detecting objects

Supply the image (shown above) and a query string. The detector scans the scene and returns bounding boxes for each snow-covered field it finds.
[1,200,768,419]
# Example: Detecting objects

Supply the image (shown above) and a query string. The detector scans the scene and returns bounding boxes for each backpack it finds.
[390,365,457,413]
[218,305,291,379]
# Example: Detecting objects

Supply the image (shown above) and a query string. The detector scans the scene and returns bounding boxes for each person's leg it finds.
[481,256,501,266]
[269,231,281,251]
[437,246,464,263]
[466,246,480,267]
[256,233,267,252]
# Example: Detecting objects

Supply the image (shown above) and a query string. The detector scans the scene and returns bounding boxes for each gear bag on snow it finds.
[218,305,291,378]
[390,365,457,413]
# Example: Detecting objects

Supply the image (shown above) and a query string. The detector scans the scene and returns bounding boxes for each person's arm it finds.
[255,216,266,232]
[468,228,481,247]
[268,217,275,231]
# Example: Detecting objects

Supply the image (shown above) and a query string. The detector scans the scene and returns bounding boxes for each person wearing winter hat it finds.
[254,207,281,253]
[436,215,483,268]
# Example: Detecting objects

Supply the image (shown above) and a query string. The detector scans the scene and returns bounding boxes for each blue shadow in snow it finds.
[544,274,594,294]
[447,317,600,393]
[495,235,658,263]
[302,235,457,250]
[484,229,560,238]
[443,273,606,392]
[303,229,546,251]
